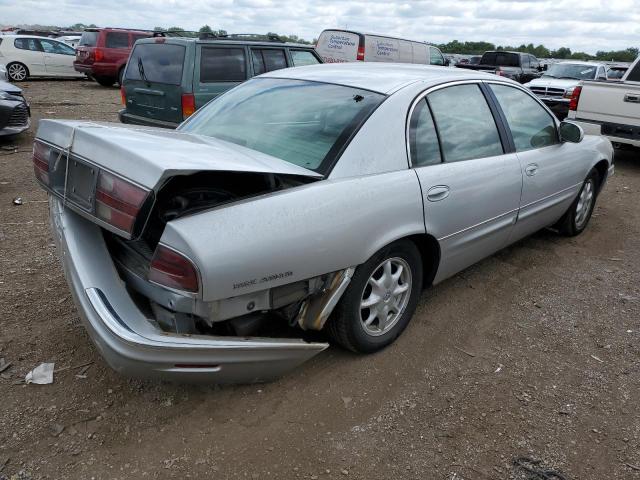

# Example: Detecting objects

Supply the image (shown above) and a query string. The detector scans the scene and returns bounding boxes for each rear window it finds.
[251,49,287,75]
[200,47,247,82]
[481,52,520,67]
[179,78,385,174]
[14,38,40,52]
[79,32,98,47]
[106,32,129,49]
[125,43,185,85]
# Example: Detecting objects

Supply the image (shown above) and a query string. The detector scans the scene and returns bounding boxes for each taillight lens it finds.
[94,48,104,62]
[32,140,51,186]
[120,86,126,106]
[181,93,196,120]
[95,170,148,235]
[569,86,582,111]
[356,46,365,61]
[149,245,199,293]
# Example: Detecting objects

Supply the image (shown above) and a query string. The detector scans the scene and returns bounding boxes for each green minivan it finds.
[119,34,322,128]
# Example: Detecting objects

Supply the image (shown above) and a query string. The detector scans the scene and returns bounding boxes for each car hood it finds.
[525,77,582,89]
[0,79,22,96]
[36,120,323,189]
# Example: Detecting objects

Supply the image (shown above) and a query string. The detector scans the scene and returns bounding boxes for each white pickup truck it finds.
[567,56,640,147]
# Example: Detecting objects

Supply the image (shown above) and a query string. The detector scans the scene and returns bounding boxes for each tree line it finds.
[437,40,639,62]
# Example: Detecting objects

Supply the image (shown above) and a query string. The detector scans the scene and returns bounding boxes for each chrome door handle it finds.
[525,164,538,176]
[426,185,450,202]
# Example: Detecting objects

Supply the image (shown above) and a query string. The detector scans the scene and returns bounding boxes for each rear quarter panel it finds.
[161,171,425,302]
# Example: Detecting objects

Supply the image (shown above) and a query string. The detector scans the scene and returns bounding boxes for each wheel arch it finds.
[592,159,609,194]
[406,233,441,288]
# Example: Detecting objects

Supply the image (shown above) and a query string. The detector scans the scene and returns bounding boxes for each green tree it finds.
[199,25,213,33]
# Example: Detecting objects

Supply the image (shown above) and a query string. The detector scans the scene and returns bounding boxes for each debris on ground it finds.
[49,424,65,437]
[24,363,54,384]
[0,358,12,374]
[512,457,567,480]
[12,197,23,206]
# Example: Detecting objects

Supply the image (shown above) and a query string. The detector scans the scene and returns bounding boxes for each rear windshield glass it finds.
[125,43,185,85]
[542,63,597,80]
[481,52,520,67]
[179,78,385,174]
[79,32,98,47]
[200,47,247,82]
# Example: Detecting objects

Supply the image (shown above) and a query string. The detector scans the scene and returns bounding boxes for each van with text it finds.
[315,29,447,66]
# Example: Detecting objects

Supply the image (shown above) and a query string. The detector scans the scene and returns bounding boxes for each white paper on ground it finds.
[25,362,55,384]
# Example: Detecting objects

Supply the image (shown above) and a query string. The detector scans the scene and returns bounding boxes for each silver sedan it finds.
[34,63,613,382]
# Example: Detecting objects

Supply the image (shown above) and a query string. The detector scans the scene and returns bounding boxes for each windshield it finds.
[179,78,385,174]
[79,32,98,47]
[543,63,597,80]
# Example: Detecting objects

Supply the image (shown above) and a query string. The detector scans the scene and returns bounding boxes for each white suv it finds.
[0,35,85,81]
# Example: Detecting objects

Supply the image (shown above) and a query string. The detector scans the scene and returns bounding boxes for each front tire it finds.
[557,168,599,236]
[327,240,423,353]
[7,62,29,82]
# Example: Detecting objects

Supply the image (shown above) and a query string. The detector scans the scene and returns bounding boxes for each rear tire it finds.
[556,168,599,236]
[95,76,115,87]
[327,240,423,353]
[7,62,29,82]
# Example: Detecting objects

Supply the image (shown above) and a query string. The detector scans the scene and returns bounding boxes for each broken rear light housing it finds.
[32,140,52,186]
[148,245,199,293]
[95,170,150,236]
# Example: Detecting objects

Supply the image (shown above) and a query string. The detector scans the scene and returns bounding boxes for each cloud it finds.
[2,0,638,53]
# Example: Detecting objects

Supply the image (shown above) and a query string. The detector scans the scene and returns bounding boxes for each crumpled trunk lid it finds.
[36,120,322,190]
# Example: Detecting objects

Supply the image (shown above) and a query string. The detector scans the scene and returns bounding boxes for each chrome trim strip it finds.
[437,208,519,241]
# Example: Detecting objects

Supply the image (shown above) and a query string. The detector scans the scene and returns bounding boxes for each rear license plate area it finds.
[49,155,97,212]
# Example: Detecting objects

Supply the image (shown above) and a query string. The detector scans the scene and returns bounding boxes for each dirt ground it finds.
[0,79,638,480]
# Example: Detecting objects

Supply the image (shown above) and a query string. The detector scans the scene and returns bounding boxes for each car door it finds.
[12,38,46,75]
[195,45,248,110]
[428,46,445,66]
[38,39,76,76]
[410,82,523,283]
[487,82,584,240]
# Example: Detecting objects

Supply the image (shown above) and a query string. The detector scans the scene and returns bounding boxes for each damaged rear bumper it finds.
[50,197,328,383]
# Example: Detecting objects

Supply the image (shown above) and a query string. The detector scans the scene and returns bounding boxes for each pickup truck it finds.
[456,51,543,84]
[567,56,640,148]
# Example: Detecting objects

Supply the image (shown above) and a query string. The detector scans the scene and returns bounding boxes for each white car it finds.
[0,35,84,81]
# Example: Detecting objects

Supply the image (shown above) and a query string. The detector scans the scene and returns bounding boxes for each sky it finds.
[2,0,638,53]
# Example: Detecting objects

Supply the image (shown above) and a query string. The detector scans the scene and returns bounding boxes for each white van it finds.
[315,29,447,66]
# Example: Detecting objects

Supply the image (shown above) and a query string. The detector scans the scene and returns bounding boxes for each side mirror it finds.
[559,121,584,143]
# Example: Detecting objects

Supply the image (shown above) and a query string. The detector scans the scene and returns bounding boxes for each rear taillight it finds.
[120,86,126,106]
[94,48,104,62]
[569,86,582,111]
[181,93,196,119]
[32,140,51,186]
[356,46,365,61]
[149,245,199,293]
[95,170,149,235]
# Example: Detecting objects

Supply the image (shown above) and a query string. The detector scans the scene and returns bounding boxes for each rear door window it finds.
[290,50,320,67]
[200,47,247,82]
[428,84,504,162]
[625,61,640,82]
[125,43,185,85]
[251,49,287,75]
[14,38,41,51]
[105,32,129,49]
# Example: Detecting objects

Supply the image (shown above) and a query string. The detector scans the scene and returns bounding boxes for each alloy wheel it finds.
[8,64,27,81]
[575,179,594,229]
[360,257,412,336]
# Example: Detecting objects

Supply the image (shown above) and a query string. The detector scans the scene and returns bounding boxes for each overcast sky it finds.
[2,0,637,53]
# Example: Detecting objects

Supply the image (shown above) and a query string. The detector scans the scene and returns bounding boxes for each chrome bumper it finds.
[49,197,328,383]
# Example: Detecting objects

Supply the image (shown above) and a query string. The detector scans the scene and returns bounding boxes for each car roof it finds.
[1,35,65,41]
[260,62,505,94]
[135,37,313,48]
[553,60,605,67]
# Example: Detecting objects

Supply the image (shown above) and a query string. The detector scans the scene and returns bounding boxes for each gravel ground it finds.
[0,79,639,480]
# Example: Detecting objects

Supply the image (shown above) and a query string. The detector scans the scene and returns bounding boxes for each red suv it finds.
[74,28,152,87]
